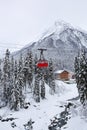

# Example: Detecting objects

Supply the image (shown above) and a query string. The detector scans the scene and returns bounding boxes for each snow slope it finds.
[0,81,87,130]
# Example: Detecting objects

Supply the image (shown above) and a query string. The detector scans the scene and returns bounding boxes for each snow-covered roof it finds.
[54,70,64,74]
[54,69,73,74]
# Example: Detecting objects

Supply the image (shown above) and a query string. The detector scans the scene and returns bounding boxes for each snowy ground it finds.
[0,80,87,130]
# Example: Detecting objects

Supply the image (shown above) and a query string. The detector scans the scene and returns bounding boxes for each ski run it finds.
[0,80,87,130]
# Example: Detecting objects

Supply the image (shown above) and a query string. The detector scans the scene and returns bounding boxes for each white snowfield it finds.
[0,80,87,130]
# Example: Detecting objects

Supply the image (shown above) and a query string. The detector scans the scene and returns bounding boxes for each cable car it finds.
[37,60,48,68]
[36,49,48,68]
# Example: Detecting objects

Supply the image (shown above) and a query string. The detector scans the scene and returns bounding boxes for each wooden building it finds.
[54,70,74,80]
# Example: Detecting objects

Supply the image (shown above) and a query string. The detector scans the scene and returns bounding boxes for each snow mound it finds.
[55,80,69,95]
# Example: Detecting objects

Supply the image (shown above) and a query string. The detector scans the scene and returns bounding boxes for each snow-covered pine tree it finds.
[48,59,53,85]
[41,76,45,99]
[0,64,2,82]
[75,56,79,86]
[9,57,19,111]
[3,49,10,105]
[75,50,87,106]
[14,60,18,80]
[23,56,29,89]
[79,51,87,105]
[28,51,33,88]
[74,52,81,93]
[34,75,40,102]
[48,58,55,95]
[44,67,49,84]
[33,57,46,101]
[34,54,38,74]
[9,56,15,109]
[17,54,25,108]
[50,79,55,95]
[14,60,20,111]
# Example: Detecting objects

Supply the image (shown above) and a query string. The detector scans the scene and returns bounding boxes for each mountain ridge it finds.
[13,20,87,71]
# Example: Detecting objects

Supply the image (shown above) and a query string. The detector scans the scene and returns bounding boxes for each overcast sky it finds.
[0,0,87,56]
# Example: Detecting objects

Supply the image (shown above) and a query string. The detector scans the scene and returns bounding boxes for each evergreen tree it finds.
[75,56,80,87]
[75,50,87,106]
[23,56,29,89]
[17,54,25,108]
[0,65,2,82]
[34,54,38,74]
[9,56,15,109]
[23,50,33,89]
[9,58,20,110]
[14,60,20,110]
[48,59,55,94]
[28,51,33,88]
[48,59,53,84]
[79,51,87,105]
[3,49,10,105]
[41,76,45,99]
[14,60,18,80]
[34,75,40,102]
[44,68,49,84]
[49,79,55,95]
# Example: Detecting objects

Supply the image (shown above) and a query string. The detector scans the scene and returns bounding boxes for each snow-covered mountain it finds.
[13,20,87,71]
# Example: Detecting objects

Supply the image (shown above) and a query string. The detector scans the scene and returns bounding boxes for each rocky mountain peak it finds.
[13,20,87,71]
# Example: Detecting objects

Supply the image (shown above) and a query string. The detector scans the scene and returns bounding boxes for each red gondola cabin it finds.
[37,60,48,68]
